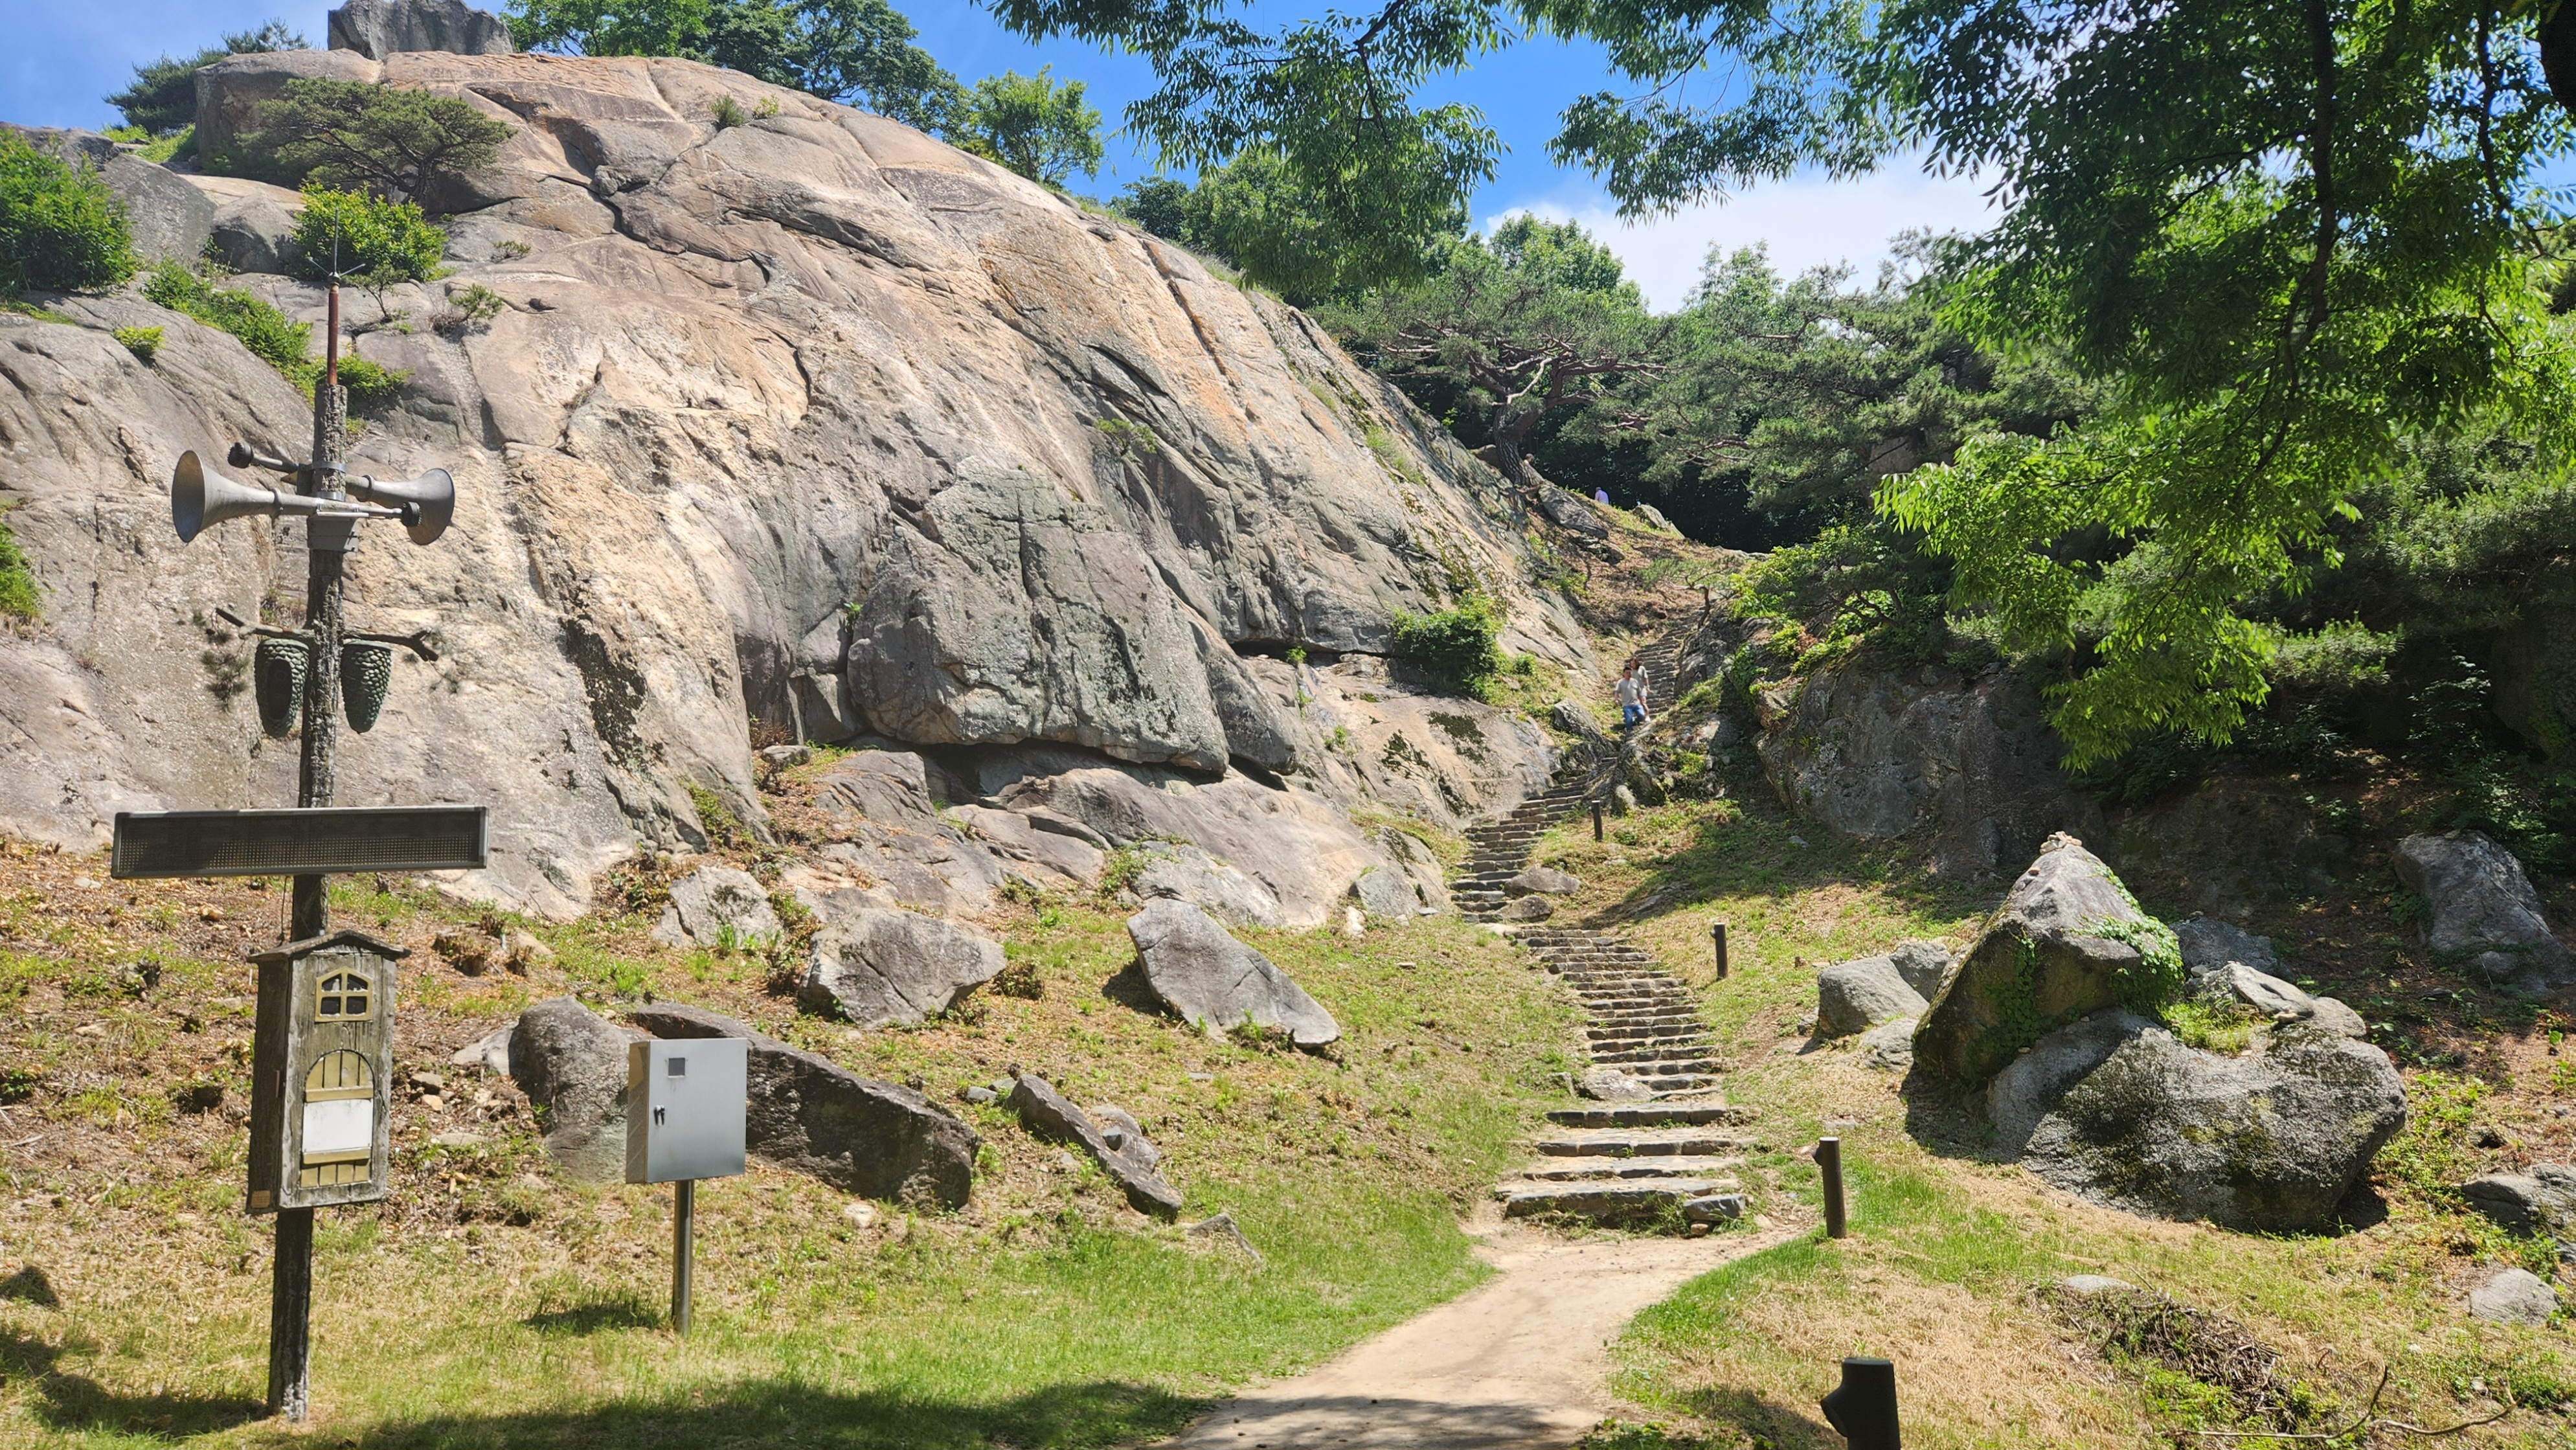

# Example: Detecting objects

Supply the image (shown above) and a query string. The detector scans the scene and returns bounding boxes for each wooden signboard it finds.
[245,930,407,1213]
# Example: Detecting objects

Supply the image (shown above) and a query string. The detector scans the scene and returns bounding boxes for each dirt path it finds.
[1158,1223,1789,1450]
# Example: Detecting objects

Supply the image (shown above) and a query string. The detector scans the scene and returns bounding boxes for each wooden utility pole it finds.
[270,280,346,1422]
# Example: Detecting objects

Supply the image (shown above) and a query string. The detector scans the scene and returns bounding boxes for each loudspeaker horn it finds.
[346,468,454,546]
[171,450,322,544]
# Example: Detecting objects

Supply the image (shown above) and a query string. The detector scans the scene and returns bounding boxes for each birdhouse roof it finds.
[250,927,412,965]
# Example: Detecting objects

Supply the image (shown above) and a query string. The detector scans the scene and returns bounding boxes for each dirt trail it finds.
[1159,1223,1787,1450]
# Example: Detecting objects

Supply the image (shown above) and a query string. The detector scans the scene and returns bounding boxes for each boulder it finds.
[2174,917,2281,981]
[2021,1022,2408,1232]
[1009,1071,1183,1218]
[1814,955,1928,1040]
[1885,940,1952,998]
[1126,898,1340,1047]
[1552,698,1612,752]
[652,865,782,947]
[1351,865,1417,920]
[449,1023,514,1074]
[627,1001,978,1207]
[1634,504,1677,533]
[2395,831,2575,995]
[1857,1015,1917,1072]
[1133,841,1288,928]
[3,130,214,264]
[328,0,517,58]
[1536,486,1610,538]
[799,908,1004,1028]
[813,750,944,832]
[1985,1009,2159,1156]
[1506,865,1581,898]
[1498,895,1554,922]
[1579,1066,1651,1101]
[2202,962,2367,1040]
[1914,835,2173,1086]
[2469,1267,2559,1327]
[508,997,639,1183]
[2460,1164,2576,1238]
[1088,1104,1161,1170]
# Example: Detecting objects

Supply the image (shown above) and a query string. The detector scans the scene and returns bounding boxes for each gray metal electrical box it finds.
[624,1038,747,1185]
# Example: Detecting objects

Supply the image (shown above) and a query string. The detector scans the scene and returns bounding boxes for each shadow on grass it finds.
[238,1376,1217,1450]
[9,1330,267,1438]
[525,1291,664,1335]
[1675,1387,1840,1449]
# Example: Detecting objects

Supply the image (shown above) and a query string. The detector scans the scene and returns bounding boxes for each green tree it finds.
[955,67,1102,187]
[1331,219,1662,487]
[0,133,137,295]
[291,187,447,288]
[242,80,512,207]
[1111,151,1469,306]
[105,20,303,137]
[509,0,969,131]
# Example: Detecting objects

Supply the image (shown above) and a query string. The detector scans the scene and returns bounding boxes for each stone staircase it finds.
[1447,767,1598,922]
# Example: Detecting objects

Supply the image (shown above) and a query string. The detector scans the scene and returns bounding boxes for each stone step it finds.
[1639,1075,1725,1094]
[1537,1131,1753,1158]
[1548,1102,1756,1129]
[1495,1179,1724,1223]
[1509,1156,1742,1182]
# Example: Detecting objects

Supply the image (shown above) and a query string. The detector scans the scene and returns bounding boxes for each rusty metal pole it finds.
[269,278,346,1423]
[1818,1136,1847,1240]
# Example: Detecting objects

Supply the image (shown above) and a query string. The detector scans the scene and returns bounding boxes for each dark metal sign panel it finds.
[111,806,490,878]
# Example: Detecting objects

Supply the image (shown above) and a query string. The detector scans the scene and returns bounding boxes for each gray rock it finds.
[1087,1104,1161,1170]
[195,49,383,163]
[653,865,782,947]
[627,1001,978,1207]
[1537,486,1610,538]
[2054,1274,2138,1297]
[798,908,1004,1028]
[328,0,517,58]
[761,743,812,767]
[962,1085,996,1104]
[1133,841,1288,928]
[204,191,299,273]
[2395,832,2575,995]
[1506,865,1581,898]
[1498,895,1554,922]
[450,1023,514,1074]
[508,997,640,1183]
[2,130,214,265]
[2198,962,2369,1040]
[2460,1164,2576,1238]
[1857,1015,1917,1072]
[1915,835,2164,1085]
[1578,1066,1651,1101]
[1126,898,1340,1047]
[1886,939,1953,998]
[1683,1193,1747,1223]
[2022,1022,2409,1232]
[1634,504,1677,533]
[2174,917,2281,980]
[1986,1009,2159,1155]
[947,804,1105,887]
[1351,865,1417,920]
[814,750,943,832]
[1757,664,2101,881]
[1183,1210,1263,1262]
[1009,1071,1182,1218]
[1814,955,1928,1039]
[1552,698,1612,751]
[2469,1267,2559,1326]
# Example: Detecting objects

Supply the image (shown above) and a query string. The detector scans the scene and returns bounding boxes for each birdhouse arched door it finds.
[299,1049,374,1188]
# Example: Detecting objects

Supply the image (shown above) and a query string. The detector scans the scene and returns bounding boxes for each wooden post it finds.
[1592,802,1603,841]
[1818,1137,1847,1240]
[270,281,345,1422]
[1712,920,1729,979]
[673,1179,695,1334]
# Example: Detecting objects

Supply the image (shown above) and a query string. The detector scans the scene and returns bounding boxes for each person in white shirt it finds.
[1616,657,1649,728]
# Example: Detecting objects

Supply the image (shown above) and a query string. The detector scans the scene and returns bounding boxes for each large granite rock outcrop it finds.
[1757,663,2103,881]
[328,0,516,59]
[626,1000,978,1207]
[2394,831,2574,996]
[1126,898,1339,1047]
[2021,1021,2407,1231]
[1915,835,2174,1085]
[798,907,1004,1028]
[4,128,215,264]
[0,49,1582,920]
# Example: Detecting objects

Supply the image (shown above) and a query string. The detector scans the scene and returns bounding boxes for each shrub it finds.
[243,79,512,205]
[142,261,407,407]
[0,135,137,295]
[0,506,40,621]
[440,280,506,332]
[113,324,163,362]
[291,187,445,287]
[712,95,749,129]
[1390,595,1504,696]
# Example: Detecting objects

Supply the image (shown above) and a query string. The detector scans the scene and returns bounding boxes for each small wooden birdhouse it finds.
[245,929,407,1213]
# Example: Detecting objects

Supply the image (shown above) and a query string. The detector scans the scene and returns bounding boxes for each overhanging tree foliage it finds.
[106,19,304,137]
[512,0,973,131]
[953,68,1102,187]
[242,80,512,206]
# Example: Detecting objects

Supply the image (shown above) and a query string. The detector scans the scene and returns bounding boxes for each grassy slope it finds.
[0,804,1582,1448]
[1517,761,2576,1449]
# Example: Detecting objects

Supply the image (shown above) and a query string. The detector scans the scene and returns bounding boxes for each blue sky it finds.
[3,0,1997,309]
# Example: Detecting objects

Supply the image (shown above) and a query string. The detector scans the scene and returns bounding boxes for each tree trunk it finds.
[1491,406,1535,492]
[2545,0,2576,117]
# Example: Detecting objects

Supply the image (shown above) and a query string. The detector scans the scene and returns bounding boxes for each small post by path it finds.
[1818,1136,1847,1240]
[1712,920,1729,979]
[1592,802,1604,841]
[1820,1355,1899,1448]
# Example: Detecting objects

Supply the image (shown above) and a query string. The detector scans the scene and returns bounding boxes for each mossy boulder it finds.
[1914,833,2182,1086]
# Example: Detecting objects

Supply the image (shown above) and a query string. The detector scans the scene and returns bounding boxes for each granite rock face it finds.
[328,0,516,58]
[0,50,1581,920]
[1131,841,1287,928]
[1126,898,1339,1047]
[3,128,214,264]
[626,1000,978,1207]
[1985,1009,2160,1156]
[2395,831,2575,995]
[1915,835,2166,1086]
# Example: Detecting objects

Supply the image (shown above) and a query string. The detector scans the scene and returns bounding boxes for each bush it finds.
[291,187,445,286]
[113,324,163,361]
[242,79,511,206]
[0,135,137,295]
[0,506,39,621]
[1390,595,1504,696]
[142,260,407,407]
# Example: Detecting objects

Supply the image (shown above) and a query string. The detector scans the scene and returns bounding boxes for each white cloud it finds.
[1488,164,2000,312]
